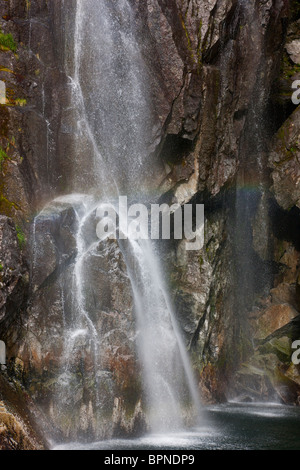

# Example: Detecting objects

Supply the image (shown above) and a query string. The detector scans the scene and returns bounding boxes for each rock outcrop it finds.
[0,373,46,450]
[0,215,28,327]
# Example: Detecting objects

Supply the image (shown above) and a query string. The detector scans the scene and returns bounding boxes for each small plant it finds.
[0,30,17,53]
[15,225,26,249]
[0,264,3,272]
[15,98,27,107]
[0,146,8,170]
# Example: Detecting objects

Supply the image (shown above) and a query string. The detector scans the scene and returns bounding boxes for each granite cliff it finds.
[0,0,300,448]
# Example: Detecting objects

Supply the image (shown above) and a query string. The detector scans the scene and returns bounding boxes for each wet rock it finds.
[286,39,300,64]
[232,356,280,403]
[270,283,299,310]
[15,208,143,440]
[252,304,299,340]
[199,363,227,405]
[0,216,28,327]
[31,199,79,289]
[0,0,299,446]
[232,333,300,405]
[269,108,300,210]
[0,400,40,450]
[0,374,46,450]
[112,397,147,438]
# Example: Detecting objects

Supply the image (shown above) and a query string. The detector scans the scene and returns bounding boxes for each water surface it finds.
[54,403,300,450]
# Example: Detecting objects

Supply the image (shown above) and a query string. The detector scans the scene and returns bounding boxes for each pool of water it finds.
[53,403,300,450]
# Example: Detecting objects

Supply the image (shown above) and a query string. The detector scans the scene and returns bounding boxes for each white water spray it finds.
[32,0,202,436]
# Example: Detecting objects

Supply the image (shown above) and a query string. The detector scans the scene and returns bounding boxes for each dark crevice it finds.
[202,0,242,64]
[269,199,300,252]
[160,134,195,166]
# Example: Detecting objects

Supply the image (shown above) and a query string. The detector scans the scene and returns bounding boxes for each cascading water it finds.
[69,0,154,194]
[230,0,273,359]
[32,0,201,439]
[119,235,201,431]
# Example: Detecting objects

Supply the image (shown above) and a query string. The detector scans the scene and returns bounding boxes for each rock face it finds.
[13,198,144,440]
[0,374,46,450]
[0,0,300,446]
[0,0,70,220]
[269,108,300,210]
[0,216,28,326]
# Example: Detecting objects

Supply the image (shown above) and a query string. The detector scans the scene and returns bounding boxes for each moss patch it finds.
[15,225,26,249]
[15,99,26,107]
[0,146,8,170]
[0,31,17,53]
[281,51,300,80]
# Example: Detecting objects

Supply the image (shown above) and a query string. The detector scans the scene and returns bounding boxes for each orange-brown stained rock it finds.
[199,363,227,405]
[253,303,299,340]
[0,374,47,450]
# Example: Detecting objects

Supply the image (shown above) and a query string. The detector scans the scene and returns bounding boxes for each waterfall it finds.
[70,0,154,194]
[119,236,201,431]
[230,0,273,356]
[31,0,201,438]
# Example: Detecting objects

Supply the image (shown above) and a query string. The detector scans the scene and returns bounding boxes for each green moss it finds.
[277,125,286,142]
[15,98,27,107]
[0,264,3,271]
[0,66,15,74]
[0,196,14,216]
[179,13,196,66]
[272,153,294,167]
[0,146,8,170]
[196,19,203,71]
[281,52,300,79]
[0,31,17,53]
[276,238,286,261]
[15,225,26,249]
